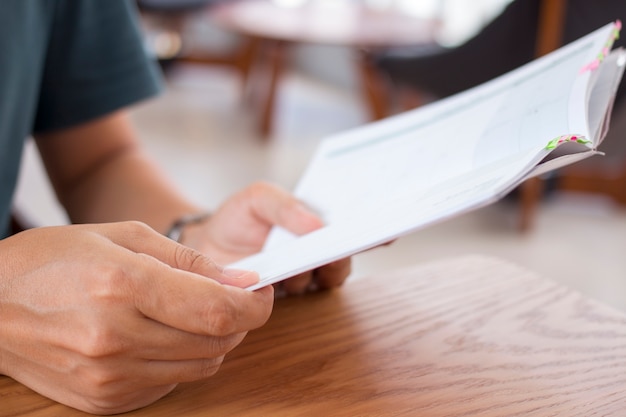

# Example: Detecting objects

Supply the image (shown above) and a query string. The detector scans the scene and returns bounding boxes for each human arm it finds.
[35,110,199,234]
[0,221,273,414]
[2,105,347,414]
[35,111,351,294]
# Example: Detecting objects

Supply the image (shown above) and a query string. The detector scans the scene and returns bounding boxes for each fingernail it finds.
[223,268,252,278]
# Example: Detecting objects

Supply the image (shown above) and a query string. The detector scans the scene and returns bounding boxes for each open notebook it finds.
[229,21,625,291]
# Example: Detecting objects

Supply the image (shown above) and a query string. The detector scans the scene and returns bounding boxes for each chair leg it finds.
[258,40,287,139]
[235,36,260,90]
[357,50,391,120]
[519,177,544,232]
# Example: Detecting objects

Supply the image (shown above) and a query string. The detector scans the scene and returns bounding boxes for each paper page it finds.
[240,150,542,291]
[227,23,619,290]
[523,48,625,179]
[265,23,614,249]
[587,48,626,144]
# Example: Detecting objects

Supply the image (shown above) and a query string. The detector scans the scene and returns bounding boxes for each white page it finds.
[587,48,626,144]
[524,48,626,179]
[226,23,620,291]
[240,149,542,291]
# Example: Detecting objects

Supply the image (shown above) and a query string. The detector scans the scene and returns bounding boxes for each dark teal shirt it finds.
[0,0,163,238]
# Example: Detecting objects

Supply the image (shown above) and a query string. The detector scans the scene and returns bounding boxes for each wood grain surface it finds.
[2,255,626,416]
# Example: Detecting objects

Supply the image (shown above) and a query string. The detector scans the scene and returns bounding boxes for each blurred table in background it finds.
[4,255,626,415]
[208,0,439,137]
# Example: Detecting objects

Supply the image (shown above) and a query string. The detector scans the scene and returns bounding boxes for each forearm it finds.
[35,111,203,235]
[61,147,201,234]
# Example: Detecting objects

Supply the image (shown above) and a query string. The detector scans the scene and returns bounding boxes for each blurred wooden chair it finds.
[137,0,257,83]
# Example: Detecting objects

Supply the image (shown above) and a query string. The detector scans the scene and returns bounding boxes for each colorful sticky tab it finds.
[580,20,622,74]
[545,134,590,150]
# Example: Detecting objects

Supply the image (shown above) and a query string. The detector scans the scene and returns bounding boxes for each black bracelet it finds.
[165,212,210,242]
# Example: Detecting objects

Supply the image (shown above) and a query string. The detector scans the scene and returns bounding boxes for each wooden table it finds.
[3,255,626,416]
[208,0,438,137]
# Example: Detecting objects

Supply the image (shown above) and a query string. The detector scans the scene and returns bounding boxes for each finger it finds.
[134,357,229,385]
[131,256,275,336]
[124,316,247,361]
[98,221,259,288]
[282,271,313,295]
[314,258,352,290]
[9,358,177,417]
[8,304,247,363]
[92,223,274,335]
[247,182,323,235]
[97,222,274,336]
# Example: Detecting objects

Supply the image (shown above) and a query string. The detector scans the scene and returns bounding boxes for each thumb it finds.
[166,243,261,288]
[101,221,260,288]
[249,182,324,236]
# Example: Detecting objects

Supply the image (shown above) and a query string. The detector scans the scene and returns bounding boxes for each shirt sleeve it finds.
[33,0,163,133]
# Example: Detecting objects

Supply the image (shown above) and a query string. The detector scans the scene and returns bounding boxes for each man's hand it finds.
[182,182,352,295]
[0,222,273,415]
[34,113,349,296]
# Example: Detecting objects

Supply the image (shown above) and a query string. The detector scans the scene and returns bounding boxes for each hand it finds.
[0,222,273,414]
[183,182,352,296]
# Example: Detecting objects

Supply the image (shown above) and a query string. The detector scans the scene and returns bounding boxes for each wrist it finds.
[165,212,210,243]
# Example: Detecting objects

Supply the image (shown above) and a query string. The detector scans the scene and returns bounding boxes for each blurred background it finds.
[14,0,626,310]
